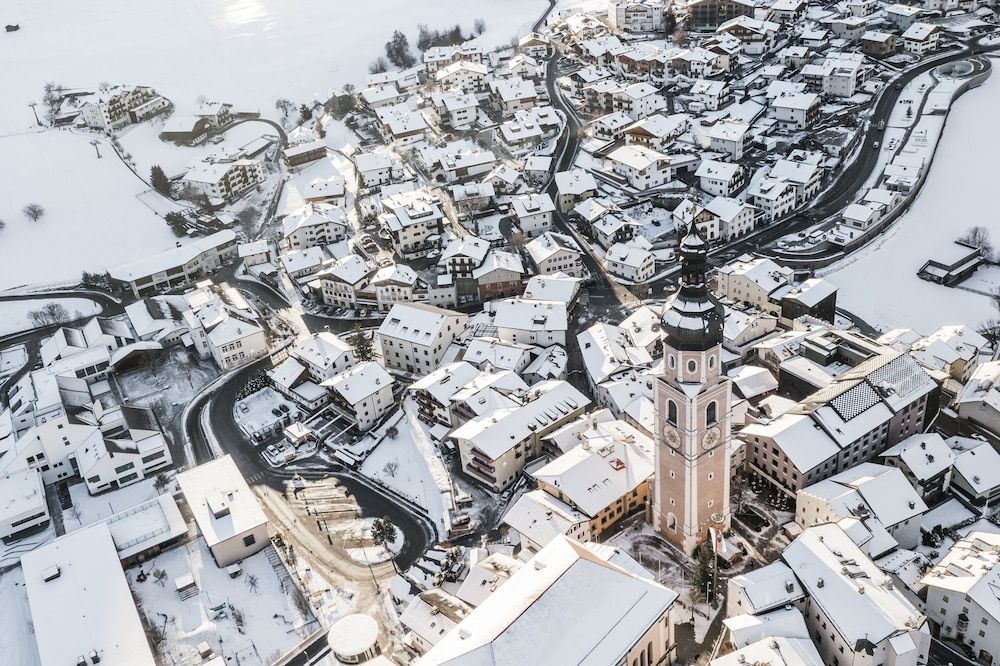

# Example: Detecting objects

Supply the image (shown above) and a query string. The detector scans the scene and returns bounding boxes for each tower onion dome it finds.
[661,223,724,351]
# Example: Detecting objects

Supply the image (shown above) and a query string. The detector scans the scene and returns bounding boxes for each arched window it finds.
[667,401,677,425]
[708,355,716,369]
[706,401,718,425]
[687,359,697,374]
[667,513,677,530]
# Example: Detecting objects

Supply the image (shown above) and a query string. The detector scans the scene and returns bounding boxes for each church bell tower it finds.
[652,224,732,555]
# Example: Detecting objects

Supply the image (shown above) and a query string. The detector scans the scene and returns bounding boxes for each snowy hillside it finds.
[0,0,543,133]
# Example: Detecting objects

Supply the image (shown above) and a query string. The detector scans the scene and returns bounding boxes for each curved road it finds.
[537,34,1000,285]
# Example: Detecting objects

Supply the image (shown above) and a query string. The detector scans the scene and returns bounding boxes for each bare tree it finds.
[960,225,994,262]
[28,303,70,327]
[473,18,487,35]
[383,461,399,478]
[23,203,45,222]
[981,319,1000,350]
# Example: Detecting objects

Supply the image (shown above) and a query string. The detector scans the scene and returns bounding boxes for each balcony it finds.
[465,462,496,484]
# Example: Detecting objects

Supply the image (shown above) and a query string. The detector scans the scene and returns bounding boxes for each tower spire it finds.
[661,223,724,352]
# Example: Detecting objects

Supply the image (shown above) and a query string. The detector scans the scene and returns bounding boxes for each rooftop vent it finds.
[42,565,61,582]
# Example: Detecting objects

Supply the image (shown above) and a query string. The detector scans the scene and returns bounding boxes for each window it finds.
[667,401,677,425]
[687,360,697,373]
[706,402,717,425]
[243,534,257,547]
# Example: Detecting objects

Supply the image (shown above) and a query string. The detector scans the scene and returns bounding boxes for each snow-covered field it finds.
[826,72,1000,333]
[0,130,185,291]
[1,0,544,134]
[128,539,318,665]
[359,404,452,535]
[0,297,102,336]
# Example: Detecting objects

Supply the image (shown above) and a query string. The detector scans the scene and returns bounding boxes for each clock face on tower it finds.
[702,426,722,450]
[662,425,680,449]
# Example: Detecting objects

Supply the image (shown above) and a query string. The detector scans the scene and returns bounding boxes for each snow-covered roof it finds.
[723,606,811,649]
[741,413,839,473]
[512,192,555,218]
[22,522,156,666]
[493,299,568,334]
[0,468,45,526]
[729,561,806,614]
[502,489,588,549]
[109,230,237,282]
[902,22,939,41]
[409,361,482,406]
[420,535,677,666]
[727,365,778,400]
[696,159,740,182]
[450,380,589,459]
[606,242,654,270]
[920,531,1000,623]
[291,331,353,372]
[951,440,1000,497]
[804,462,927,529]
[378,303,465,346]
[712,637,823,666]
[578,322,652,385]
[955,360,1000,412]
[177,454,267,549]
[879,432,953,481]
[718,254,792,295]
[462,338,533,372]
[554,169,598,196]
[455,552,522,609]
[522,272,582,303]
[323,361,393,405]
[708,121,749,142]
[782,523,926,647]
[473,251,524,280]
[607,144,669,171]
[532,421,653,517]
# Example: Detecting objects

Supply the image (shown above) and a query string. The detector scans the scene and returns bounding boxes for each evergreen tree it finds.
[664,10,677,34]
[150,165,171,196]
[385,30,415,68]
[371,516,398,548]
[348,324,375,361]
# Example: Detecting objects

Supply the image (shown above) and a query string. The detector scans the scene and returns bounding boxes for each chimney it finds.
[785,580,794,593]
[817,578,824,588]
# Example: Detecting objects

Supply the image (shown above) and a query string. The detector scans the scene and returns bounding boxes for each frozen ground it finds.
[128,539,318,666]
[0,130,186,290]
[0,567,41,666]
[1,0,545,134]
[0,298,102,336]
[825,72,1000,333]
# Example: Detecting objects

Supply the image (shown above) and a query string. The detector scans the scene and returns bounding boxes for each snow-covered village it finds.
[1,0,1000,664]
